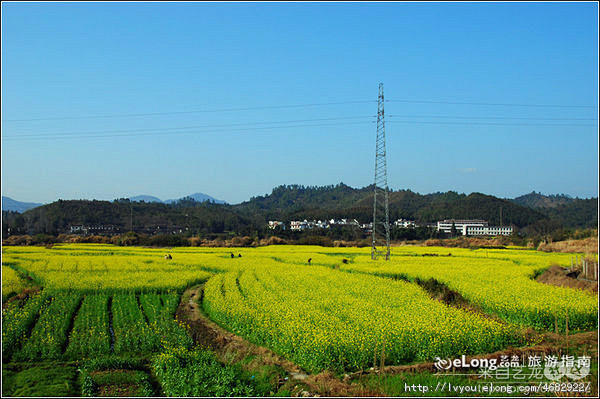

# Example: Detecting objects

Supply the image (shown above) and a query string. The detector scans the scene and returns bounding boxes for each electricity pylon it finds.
[371,83,390,260]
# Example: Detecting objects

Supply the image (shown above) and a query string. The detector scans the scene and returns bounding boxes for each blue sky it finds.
[2,2,598,204]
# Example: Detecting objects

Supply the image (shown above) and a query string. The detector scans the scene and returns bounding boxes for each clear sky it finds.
[2,2,598,204]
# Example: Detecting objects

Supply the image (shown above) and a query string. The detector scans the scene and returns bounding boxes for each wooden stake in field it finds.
[373,344,377,372]
[380,341,386,373]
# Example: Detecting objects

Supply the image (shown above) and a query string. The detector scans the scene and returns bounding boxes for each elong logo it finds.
[434,356,498,371]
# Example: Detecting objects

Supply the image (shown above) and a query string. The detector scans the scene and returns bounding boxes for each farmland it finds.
[1,244,598,396]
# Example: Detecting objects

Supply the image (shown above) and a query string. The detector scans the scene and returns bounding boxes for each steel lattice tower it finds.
[371,83,390,260]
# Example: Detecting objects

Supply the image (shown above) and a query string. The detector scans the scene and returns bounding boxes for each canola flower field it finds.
[1,265,31,301]
[1,244,597,374]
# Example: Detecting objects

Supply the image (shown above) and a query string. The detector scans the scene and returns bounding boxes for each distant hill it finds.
[511,192,597,229]
[165,193,226,205]
[127,193,225,204]
[129,195,163,203]
[127,193,226,204]
[1,196,43,213]
[512,192,575,209]
[2,198,251,237]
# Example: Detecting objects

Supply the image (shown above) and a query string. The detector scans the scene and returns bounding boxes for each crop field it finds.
[1,244,598,396]
[1,265,32,302]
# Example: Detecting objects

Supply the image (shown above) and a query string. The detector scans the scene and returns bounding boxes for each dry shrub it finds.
[333,240,351,247]
[355,239,371,247]
[537,237,598,254]
[2,235,33,246]
[423,237,509,248]
[201,238,226,247]
[259,236,287,246]
[228,236,255,247]
[189,237,202,247]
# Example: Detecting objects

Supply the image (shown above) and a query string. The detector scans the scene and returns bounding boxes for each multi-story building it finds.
[466,225,513,236]
[437,219,488,235]
[69,225,116,235]
[436,219,513,236]
[329,218,360,226]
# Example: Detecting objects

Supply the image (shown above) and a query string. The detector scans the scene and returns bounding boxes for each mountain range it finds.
[129,193,226,205]
[2,184,597,238]
[2,192,226,213]
[1,197,43,213]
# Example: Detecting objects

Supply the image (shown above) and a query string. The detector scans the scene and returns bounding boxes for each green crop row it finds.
[65,294,111,359]
[13,293,82,361]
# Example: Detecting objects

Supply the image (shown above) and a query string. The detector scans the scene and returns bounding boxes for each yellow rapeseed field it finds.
[1,243,597,372]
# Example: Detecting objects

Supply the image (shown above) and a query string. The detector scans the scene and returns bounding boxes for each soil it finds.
[536,265,598,293]
[97,383,140,397]
[2,286,41,310]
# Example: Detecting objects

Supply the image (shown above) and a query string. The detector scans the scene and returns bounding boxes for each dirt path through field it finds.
[177,284,380,396]
[178,284,302,374]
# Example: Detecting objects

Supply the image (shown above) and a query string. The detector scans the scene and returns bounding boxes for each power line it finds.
[4,115,376,139]
[5,113,595,140]
[386,120,596,127]
[2,120,376,141]
[3,97,597,122]
[387,114,598,121]
[386,99,598,108]
[2,100,376,122]
[3,117,595,142]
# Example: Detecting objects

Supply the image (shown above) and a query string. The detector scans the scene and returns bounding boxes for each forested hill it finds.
[512,192,576,208]
[235,184,550,227]
[2,199,261,237]
[511,192,598,228]
[2,184,597,237]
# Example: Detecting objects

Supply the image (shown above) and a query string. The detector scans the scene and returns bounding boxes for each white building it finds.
[290,220,309,231]
[268,221,285,230]
[315,220,329,229]
[394,219,416,228]
[436,219,513,236]
[466,225,513,236]
[329,218,360,226]
[69,225,115,235]
[361,222,373,232]
[436,219,488,235]
[290,220,327,231]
